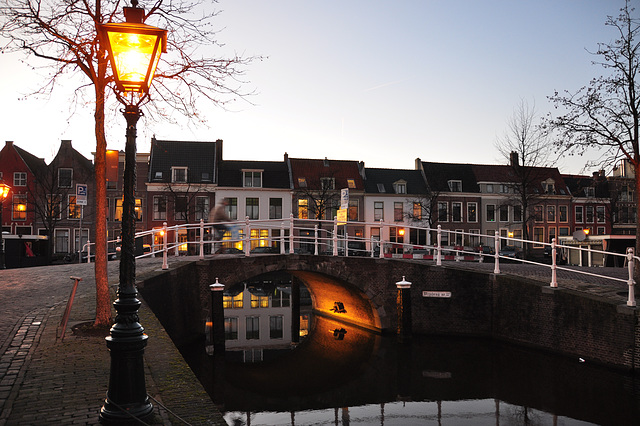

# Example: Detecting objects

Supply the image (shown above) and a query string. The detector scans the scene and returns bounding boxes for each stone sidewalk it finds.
[0,257,226,426]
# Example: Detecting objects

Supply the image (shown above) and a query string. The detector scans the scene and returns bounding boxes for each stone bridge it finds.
[138,254,640,371]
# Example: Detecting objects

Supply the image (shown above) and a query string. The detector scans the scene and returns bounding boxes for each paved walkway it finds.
[0,256,226,426]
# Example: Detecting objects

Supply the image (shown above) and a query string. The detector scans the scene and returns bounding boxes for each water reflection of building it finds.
[223,275,311,362]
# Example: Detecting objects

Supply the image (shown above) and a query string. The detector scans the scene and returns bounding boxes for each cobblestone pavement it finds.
[0,256,226,426]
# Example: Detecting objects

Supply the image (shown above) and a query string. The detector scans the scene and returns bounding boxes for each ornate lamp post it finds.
[0,182,10,269]
[97,1,166,422]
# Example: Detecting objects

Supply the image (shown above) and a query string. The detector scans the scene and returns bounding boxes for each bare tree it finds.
[496,100,554,258]
[0,0,258,327]
[548,1,640,261]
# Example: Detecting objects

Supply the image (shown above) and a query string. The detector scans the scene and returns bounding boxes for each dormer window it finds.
[154,171,163,181]
[201,172,211,182]
[394,181,407,194]
[243,170,262,188]
[172,167,187,183]
[448,180,462,192]
[298,177,307,188]
[377,183,386,193]
[542,179,555,194]
[584,187,595,197]
[320,177,335,190]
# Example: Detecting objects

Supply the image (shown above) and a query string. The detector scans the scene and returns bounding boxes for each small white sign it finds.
[422,291,452,298]
[340,188,349,210]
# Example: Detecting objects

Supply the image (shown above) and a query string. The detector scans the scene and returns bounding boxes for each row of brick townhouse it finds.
[1,137,637,266]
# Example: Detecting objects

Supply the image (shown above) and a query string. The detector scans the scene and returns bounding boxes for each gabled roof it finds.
[421,162,479,193]
[14,144,46,174]
[148,139,218,184]
[288,158,364,190]
[563,174,609,198]
[218,160,291,189]
[363,168,427,194]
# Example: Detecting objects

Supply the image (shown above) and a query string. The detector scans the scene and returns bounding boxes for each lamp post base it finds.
[99,333,153,424]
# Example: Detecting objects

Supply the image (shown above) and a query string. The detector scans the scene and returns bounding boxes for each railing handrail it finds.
[80,217,636,306]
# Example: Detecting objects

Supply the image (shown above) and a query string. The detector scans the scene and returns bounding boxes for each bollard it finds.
[396,276,412,342]
[209,278,226,353]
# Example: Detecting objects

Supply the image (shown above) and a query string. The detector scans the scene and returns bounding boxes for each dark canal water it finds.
[180,275,640,426]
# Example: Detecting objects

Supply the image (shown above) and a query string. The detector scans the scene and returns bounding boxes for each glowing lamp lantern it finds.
[98,7,167,94]
[0,183,9,200]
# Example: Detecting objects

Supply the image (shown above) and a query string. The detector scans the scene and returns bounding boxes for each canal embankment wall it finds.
[137,255,640,371]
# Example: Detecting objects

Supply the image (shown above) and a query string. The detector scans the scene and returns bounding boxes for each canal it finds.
[179,272,640,426]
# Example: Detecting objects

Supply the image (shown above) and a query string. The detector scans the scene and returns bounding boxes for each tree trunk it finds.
[634,161,640,283]
[93,74,112,327]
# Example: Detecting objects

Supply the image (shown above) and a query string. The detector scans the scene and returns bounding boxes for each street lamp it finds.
[97,1,166,423]
[0,182,10,269]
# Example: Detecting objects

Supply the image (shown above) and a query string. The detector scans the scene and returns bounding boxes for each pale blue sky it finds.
[0,0,626,174]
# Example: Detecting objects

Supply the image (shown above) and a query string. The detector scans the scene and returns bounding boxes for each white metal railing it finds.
[83,216,638,307]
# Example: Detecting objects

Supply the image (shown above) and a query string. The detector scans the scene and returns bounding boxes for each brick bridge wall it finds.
[138,255,640,370]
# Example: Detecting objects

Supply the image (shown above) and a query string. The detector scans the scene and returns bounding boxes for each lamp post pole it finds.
[100,103,152,422]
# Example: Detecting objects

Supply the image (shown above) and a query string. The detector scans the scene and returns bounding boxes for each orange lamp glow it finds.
[584,229,590,235]
[398,228,405,237]
[0,183,10,201]
[97,8,167,94]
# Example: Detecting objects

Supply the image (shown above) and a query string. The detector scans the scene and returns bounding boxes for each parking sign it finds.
[76,184,88,206]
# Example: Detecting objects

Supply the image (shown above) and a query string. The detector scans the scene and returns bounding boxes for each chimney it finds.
[5,141,13,147]
[510,151,519,167]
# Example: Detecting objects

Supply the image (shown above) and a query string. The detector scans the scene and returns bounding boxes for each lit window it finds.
[13,194,27,221]
[347,179,356,189]
[298,199,308,219]
[298,177,307,187]
[68,195,82,219]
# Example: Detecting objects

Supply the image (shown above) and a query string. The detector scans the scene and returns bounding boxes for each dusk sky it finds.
[0,0,626,175]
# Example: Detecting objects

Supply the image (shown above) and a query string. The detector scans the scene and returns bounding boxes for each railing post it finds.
[333,217,338,256]
[494,231,500,274]
[627,248,636,307]
[314,225,319,255]
[280,222,286,254]
[370,236,375,258]
[244,216,251,256]
[199,219,204,260]
[162,222,168,270]
[345,232,349,257]
[174,225,179,256]
[550,238,558,288]
[289,213,295,254]
[379,219,384,259]
[86,240,91,263]
[436,225,442,266]
[151,230,156,256]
